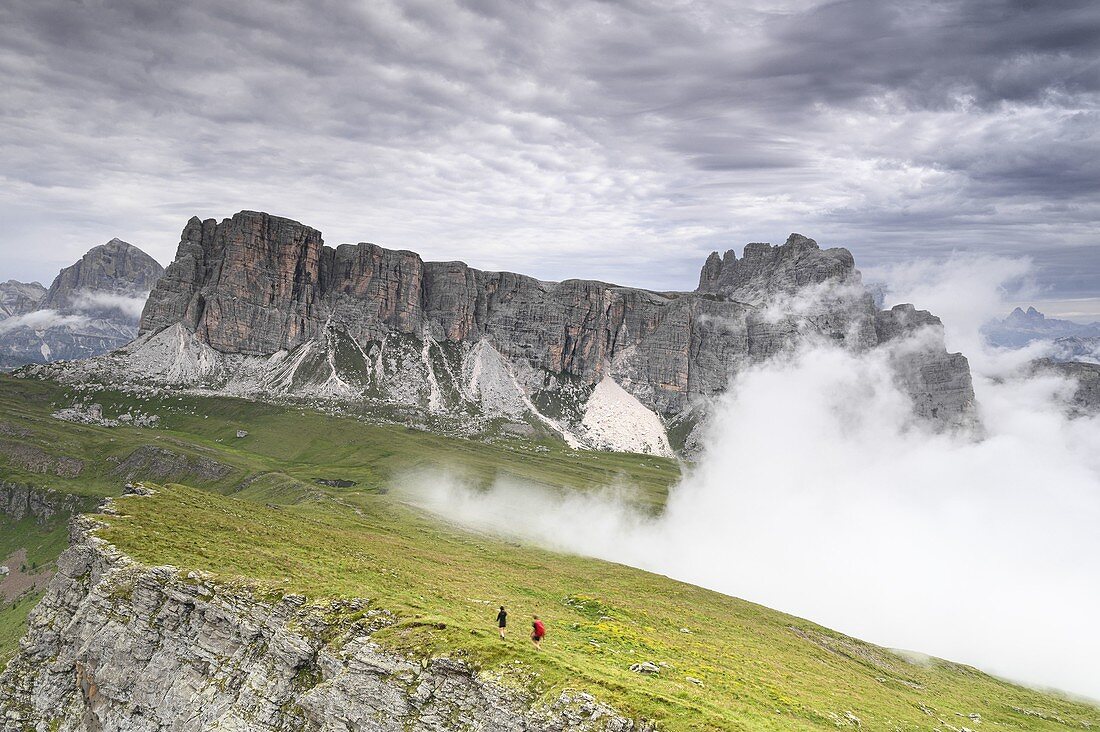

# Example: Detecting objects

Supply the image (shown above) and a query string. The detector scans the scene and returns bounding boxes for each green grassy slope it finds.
[0,592,42,666]
[0,377,674,506]
[1,375,1097,730]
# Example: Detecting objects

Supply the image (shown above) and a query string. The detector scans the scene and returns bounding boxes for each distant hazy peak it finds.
[42,239,164,311]
[0,239,166,369]
[1007,306,1045,322]
[984,305,1100,351]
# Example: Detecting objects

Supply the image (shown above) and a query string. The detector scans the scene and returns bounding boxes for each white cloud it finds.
[69,290,149,320]
[0,308,89,334]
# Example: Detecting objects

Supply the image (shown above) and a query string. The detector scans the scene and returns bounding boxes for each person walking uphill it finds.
[497,606,508,639]
[531,615,545,650]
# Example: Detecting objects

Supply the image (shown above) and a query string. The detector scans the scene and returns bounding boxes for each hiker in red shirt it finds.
[531,615,545,650]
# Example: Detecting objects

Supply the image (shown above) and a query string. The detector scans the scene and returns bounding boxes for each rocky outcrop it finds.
[0,241,164,370]
[109,445,232,484]
[0,517,650,731]
[694,233,858,305]
[1034,360,1100,414]
[56,212,975,452]
[0,442,84,478]
[0,483,85,524]
[874,305,977,422]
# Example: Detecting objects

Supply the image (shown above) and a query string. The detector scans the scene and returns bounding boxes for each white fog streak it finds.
[400,258,1100,700]
[0,309,89,334]
[70,290,149,320]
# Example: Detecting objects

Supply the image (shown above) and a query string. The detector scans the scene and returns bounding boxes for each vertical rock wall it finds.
[134,211,976,429]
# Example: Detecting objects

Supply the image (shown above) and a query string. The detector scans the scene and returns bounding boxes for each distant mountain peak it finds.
[42,239,164,311]
[0,280,48,320]
[0,239,163,370]
[985,305,1100,350]
[1006,306,1046,324]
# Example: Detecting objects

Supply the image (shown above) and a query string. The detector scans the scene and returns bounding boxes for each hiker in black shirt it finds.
[497,606,508,639]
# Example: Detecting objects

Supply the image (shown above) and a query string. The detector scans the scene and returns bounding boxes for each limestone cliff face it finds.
[100,211,977,452]
[0,483,86,524]
[0,517,648,732]
[874,304,977,422]
[141,212,672,386]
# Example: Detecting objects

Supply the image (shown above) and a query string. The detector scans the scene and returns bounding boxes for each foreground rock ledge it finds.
[0,518,650,732]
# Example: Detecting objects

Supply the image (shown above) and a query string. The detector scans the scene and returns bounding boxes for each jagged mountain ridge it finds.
[46,211,976,454]
[0,240,164,370]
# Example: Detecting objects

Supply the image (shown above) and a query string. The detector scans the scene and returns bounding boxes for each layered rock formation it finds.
[0,516,649,732]
[51,212,976,453]
[0,241,163,370]
[0,483,86,524]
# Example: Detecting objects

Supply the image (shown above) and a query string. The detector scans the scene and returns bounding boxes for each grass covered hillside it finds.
[1,375,1098,730]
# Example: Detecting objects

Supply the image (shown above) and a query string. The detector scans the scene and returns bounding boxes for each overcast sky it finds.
[2,0,1099,314]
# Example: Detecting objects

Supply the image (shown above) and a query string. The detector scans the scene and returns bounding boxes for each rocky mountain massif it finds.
[0,241,163,370]
[37,211,976,454]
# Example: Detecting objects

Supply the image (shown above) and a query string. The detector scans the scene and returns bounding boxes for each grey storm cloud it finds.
[1,0,1098,299]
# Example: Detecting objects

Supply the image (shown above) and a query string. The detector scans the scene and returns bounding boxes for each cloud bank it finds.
[69,290,149,321]
[0,309,89,335]
[0,289,148,335]
[401,258,1100,699]
[1,0,1099,298]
